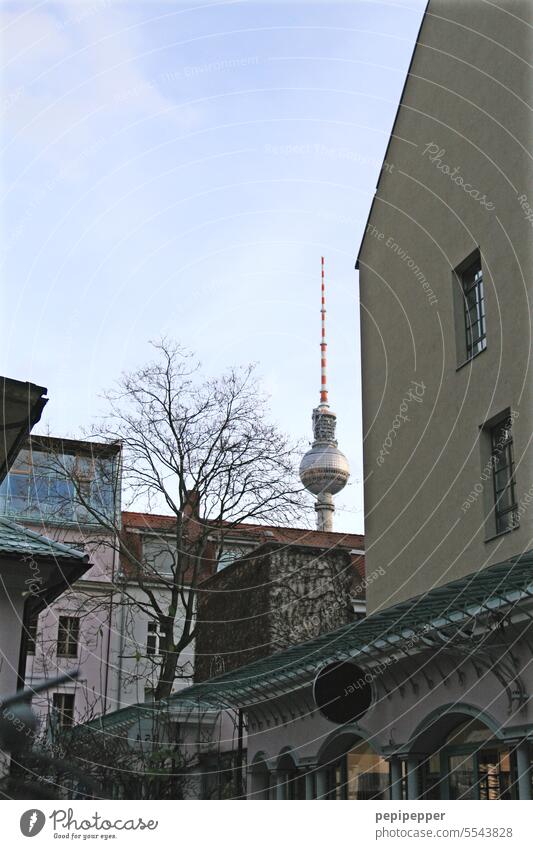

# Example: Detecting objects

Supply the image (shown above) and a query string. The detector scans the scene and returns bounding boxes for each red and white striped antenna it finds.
[320,255,329,406]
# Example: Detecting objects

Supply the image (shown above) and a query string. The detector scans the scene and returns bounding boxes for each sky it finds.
[1,0,427,533]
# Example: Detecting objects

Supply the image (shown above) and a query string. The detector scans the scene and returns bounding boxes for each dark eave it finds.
[0,376,48,484]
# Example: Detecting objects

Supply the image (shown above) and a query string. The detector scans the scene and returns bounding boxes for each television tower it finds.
[299,257,350,531]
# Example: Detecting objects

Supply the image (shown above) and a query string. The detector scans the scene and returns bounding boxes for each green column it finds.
[316,770,328,799]
[516,741,531,800]
[389,757,403,800]
[406,756,419,800]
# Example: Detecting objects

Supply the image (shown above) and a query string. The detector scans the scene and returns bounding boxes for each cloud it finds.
[1,1,203,176]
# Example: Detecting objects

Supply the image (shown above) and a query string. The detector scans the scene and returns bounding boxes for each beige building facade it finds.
[357,0,532,611]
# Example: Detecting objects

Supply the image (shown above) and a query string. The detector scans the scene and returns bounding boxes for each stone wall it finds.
[195,542,359,681]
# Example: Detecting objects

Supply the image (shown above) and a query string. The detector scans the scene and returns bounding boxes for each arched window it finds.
[418,715,518,800]
[250,754,270,800]
[276,752,306,800]
[320,735,388,800]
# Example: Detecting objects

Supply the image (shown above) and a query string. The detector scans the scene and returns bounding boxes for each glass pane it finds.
[461,256,485,359]
[11,450,32,473]
[4,473,30,513]
[28,475,49,505]
[497,510,517,534]
[448,754,476,799]
[346,745,389,800]
[48,479,74,517]
[464,284,479,304]
[445,720,490,745]
[143,538,176,576]
[421,754,442,799]
[495,484,514,512]
[478,750,512,800]
[492,451,510,473]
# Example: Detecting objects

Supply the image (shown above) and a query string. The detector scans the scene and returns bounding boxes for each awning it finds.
[86,549,533,732]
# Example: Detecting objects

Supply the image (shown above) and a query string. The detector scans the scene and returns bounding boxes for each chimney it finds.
[183,488,200,521]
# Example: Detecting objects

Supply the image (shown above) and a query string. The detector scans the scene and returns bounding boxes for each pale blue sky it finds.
[1,0,426,532]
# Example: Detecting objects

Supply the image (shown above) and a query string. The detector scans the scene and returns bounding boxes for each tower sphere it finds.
[299,442,350,495]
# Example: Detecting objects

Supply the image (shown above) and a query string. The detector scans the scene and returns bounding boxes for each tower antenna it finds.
[320,256,328,406]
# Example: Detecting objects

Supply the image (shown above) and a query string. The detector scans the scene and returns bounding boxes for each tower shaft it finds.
[315,492,334,532]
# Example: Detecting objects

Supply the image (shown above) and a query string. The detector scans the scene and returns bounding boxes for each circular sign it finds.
[313,661,372,724]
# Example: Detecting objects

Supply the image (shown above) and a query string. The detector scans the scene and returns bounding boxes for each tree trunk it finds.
[154,649,180,700]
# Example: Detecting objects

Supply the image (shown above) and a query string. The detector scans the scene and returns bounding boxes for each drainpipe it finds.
[102,542,118,715]
[115,575,127,711]
[236,708,244,798]
[104,447,123,713]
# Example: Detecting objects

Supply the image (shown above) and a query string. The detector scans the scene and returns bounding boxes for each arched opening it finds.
[249,753,270,800]
[318,731,388,800]
[412,711,524,800]
[276,751,306,800]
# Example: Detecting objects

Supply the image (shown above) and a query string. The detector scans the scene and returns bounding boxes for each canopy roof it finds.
[0,515,90,617]
[0,515,88,562]
[85,550,533,734]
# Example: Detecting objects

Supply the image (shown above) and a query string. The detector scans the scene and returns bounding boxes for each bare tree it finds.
[2,704,203,800]
[41,340,308,700]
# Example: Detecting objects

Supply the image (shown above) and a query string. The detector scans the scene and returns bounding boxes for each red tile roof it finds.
[120,511,365,590]
[122,510,364,551]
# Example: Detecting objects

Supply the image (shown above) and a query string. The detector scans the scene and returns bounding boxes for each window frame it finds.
[479,410,520,541]
[490,416,519,535]
[146,620,169,656]
[142,534,176,578]
[453,249,487,368]
[216,541,254,572]
[0,444,117,525]
[52,692,75,728]
[462,261,486,360]
[57,616,80,658]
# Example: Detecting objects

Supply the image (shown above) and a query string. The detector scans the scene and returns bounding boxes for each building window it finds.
[491,416,518,534]
[216,543,253,572]
[143,536,175,577]
[459,252,486,360]
[57,616,80,657]
[146,620,168,656]
[322,741,389,800]
[26,617,38,655]
[52,692,75,728]
[0,442,117,525]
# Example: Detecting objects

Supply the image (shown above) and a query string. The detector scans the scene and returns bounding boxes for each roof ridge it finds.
[121,510,363,540]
